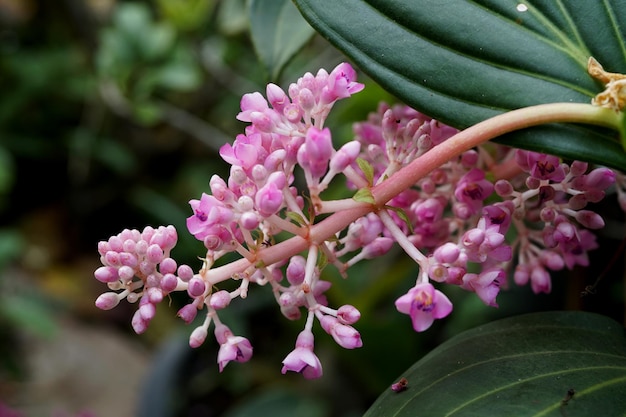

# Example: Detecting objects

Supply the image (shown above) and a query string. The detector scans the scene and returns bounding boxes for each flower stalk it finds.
[93,62,624,378]
[208,103,621,285]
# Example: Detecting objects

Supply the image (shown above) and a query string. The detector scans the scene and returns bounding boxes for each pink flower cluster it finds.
[94,226,192,333]
[94,63,618,379]
[349,103,616,328]
[96,63,368,377]
[509,152,614,293]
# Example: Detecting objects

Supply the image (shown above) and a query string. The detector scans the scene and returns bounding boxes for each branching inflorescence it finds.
[95,63,619,379]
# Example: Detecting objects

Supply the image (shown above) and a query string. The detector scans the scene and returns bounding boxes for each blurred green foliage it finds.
[96,2,203,124]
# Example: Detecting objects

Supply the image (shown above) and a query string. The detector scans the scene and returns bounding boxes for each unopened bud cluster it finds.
[95,63,620,378]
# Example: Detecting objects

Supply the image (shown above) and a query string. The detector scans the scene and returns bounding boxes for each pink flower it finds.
[236,91,269,122]
[219,133,263,170]
[324,62,364,102]
[516,150,565,182]
[186,193,233,240]
[530,265,552,294]
[298,127,333,179]
[329,141,361,172]
[581,167,615,190]
[214,324,253,372]
[461,269,503,307]
[281,329,323,379]
[482,202,513,234]
[395,282,453,332]
[255,181,284,217]
[337,304,361,324]
[266,83,290,113]
[319,315,363,349]
[454,168,494,218]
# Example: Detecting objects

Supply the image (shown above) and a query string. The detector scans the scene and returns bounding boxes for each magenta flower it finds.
[395,282,453,332]
[454,168,494,218]
[214,324,253,372]
[219,133,263,170]
[298,126,333,179]
[325,62,365,100]
[236,91,269,122]
[281,329,323,379]
[186,193,233,240]
[255,181,284,217]
[319,315,363,349]
[461,269,503,307]
[516,150,566,182]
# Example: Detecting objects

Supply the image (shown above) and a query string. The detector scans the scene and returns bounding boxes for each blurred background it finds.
[0,1,624,416]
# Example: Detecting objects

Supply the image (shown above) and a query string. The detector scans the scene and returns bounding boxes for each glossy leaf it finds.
[249,0,315,80]
[293,0,626,170]
[364,311,626,416]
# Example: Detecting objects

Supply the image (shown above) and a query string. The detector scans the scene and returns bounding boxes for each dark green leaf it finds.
[293,0,626,170]
[364,311,626,417]
[249,0,316,80]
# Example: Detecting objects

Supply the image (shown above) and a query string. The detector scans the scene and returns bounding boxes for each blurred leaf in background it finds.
[248,0,315,80]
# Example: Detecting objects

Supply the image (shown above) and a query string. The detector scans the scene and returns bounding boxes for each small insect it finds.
[391,377,408,393]
[261,239,273,247]
[561,388,575,406]
[560,388,576,417]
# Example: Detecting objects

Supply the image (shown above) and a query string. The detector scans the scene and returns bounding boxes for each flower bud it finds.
[255,182,283,217]
[433,243,460,264]
[119,252,138,268]
[189,325,208,348]
[94,266,119,283]
[266,83,289,113]
[494,179,513,197]
[117,265,135,281]
[297,88,315,112]
[361,237,393,259]
[108,236,124,252]
[187,277,206,298]
[159,257,177,275]
[286,256,306,286]
[337,305,361,325]
[329,141,360,172]
[95,292,120,310]
[161,273,178,293]
[584,167,615,190]
[131,310,148,334]
[428,264,449,282]
[104,251,121,267]
[177,304,198,324]
[177,265,193,281]
[139,301,156,321]
[320,315,362,349]
[575,210,605,229]
[209,290,231,310]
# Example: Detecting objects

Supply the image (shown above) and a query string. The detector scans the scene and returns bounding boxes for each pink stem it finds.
[206,103,619,284]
